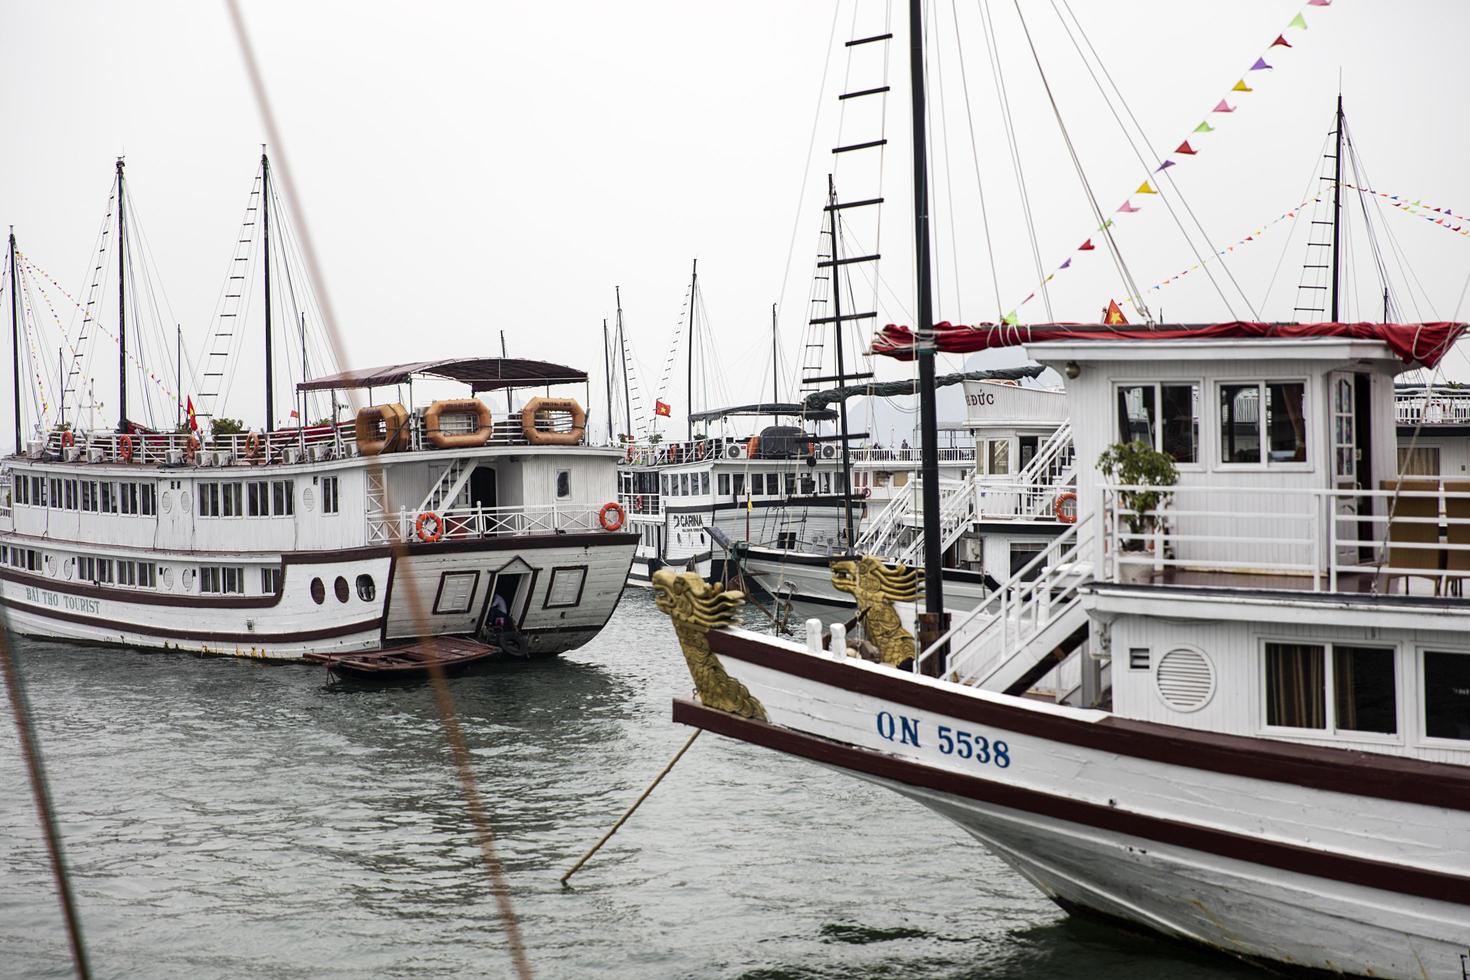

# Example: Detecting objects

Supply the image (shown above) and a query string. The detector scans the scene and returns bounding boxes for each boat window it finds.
[733,473,745,496]
[141,483,156,516]
[248,481,267,516]
[100,482,117,514]
[81,481,97,512]
[763,473,777,496]
[1424,651,1470,741]
[1267,382,1307,462]
[261,568,280,594]
[1220,382,1306,465]
[13,476,27,506]
[334,576,350,603]
[700,472,709,495]
[821,472,831,494]
[1397,446,1441,476]
[271,480,295,516]
[65,480,78,510]
[680,474,690,496]
[356,574,375,602]
[1220,384,1263,463]
[718,473,730,496]
[310,577,325,604]
[34,476,46,507]
[1116,384,1157,445]
[1265,642,1326,728]
[49,478,61,506]
[556,470,571,499]
[321,477,340,514]
[199,483,221,518]
[986,439,1011,476]
[785,473,797,496]
[1333,645,1396,734]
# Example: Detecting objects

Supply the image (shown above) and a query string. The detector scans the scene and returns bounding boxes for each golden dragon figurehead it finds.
[652,569,766,720]
[830,555,923,668]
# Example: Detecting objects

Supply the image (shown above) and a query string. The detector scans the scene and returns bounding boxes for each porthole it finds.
[310,577,325,605]
[334,576,349,603]
[45,555,56,576]
[356,574,376,602]
[302,487,315,512]
[182,568,196,593]
[161,567,173,591]
[1155,647,1216,712]
[161,492,173,515]
[63,558,74,581]
[180,491,192,514]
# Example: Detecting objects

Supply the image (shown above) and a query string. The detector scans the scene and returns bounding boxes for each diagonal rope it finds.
[222,4,533,977]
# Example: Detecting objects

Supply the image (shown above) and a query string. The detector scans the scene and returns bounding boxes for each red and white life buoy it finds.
[415,511,444,543]
[1054,491,1078,524]
[244,430,262,460]
[118,433,134,462]
[599,501,626,532]
[185,434,201,463]
[60,430,75,449]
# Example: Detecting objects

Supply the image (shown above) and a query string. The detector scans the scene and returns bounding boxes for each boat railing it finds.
[974,478,1075,521]
[1395,388,1470,425]
[847,446,975,466]
[368,502,612,544]
[1103,480,1470,595]
[623,438,739,467]
[617,491,663,517]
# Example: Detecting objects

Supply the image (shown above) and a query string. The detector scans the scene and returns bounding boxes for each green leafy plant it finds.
[1097,440,1179,551]
[210,417,246,438]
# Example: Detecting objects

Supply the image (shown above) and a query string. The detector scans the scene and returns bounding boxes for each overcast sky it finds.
[3,1,1468,444]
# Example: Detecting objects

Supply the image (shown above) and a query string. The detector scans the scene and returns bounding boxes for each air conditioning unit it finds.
[198,451,215,468]
[25,441,43,458]
[165,449,184,466]
[87,448,105,463]
[283,447,302,465]
[309,444,330,462]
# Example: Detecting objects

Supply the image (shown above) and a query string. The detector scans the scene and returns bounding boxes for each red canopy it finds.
[870,320,1466,369]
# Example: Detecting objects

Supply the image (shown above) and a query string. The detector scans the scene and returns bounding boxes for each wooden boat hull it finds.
[674,629,1470,979]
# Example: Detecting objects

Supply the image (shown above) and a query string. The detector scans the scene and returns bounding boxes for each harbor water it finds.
[1,591,1262,979]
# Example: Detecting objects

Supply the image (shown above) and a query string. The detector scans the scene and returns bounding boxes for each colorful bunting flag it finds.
[1288,12,1308,28]
[1194,121,1216,133]
[1175,141,1198,155]
[1117,200,1140,213]
[1155,159,1176,172]
[1060,258,1072,269]
[1270,34,1292,48]
[1308,0,1330,5]
[1136,181,1158,195]
[1079,239,1096,251]
[1232,79,1253,92]
[1251,57,1272,70]
[1213,100,1235,113]
[1003,311,1019,326]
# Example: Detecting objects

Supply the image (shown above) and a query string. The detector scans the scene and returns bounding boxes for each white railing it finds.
[1103,481,1470,593]
[855,479,918,555]
[368,502,610,545]
[848,446,976,466]
[973,479,1075,522]
[896,474,977,565]
[914,514,1092,684]
[1396,388,1470,426]
[1014,421,1075,492]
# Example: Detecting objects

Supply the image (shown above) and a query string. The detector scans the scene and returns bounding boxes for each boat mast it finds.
[616,286,631,439]
[174,323,181,430]
[908,0,946,625]
[8,229,19,453]
[262,148,274,432]
[771,303,779,403]
[827,175,856,547]
[116,158,128,433]
[687,259,697,440]
[603,317,614,444]
[500,330,512,414]
[1330,94,1343,322]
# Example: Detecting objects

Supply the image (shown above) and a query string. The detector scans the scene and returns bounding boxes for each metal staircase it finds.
[418,458,474,514]
[895,475,977,565]
[916,514,1093,694]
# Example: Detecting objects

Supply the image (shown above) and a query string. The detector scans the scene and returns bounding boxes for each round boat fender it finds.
[416,510,445,543]
[118,433,135,462]
[244,430,262,460]
[1054,491,1078,524]
[186,434,201,463]
[599,501,626,532]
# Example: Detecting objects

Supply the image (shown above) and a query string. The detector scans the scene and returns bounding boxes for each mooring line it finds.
[0,627,92,979]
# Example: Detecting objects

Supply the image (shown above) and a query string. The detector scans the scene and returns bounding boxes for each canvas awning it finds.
[870,321,1466,369]
[296,357,587,393]
[687,402,840,423]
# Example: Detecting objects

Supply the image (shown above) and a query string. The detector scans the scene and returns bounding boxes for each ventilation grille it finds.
[1155,648,1215,712]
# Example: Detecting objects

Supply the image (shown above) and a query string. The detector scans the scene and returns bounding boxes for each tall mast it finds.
[500,330,512,414]
[771,303,779,404]
[116,157,128,433]
[616,286,632,438]
[9,229,19,453]
[908,0,946,628]
[827,175,856,548]
[687,259,697,440]
[603,317,614,443]
[175,323,181,430]
[262,148,275,432]
[1330,94,1344,323]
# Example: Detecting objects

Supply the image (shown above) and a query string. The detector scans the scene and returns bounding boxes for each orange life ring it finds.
[520,397,587,446]
[186,434,201,462]
[415,511,444,543]
[599,501,626,532]
[244,430,262,459]
[118,433,134,461]
[60,430,74,448]
[1054,491,1078,524]
[858,486,872,499]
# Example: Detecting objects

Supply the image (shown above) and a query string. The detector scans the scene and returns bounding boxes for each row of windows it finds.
[15,476,158,516]
[199,566,245,595]
[1116,380,1308,466]
[199,479,333,518]
[1,546,40,571]
[77,556,157,588]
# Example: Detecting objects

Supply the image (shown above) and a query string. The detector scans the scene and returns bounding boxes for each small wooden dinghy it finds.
[304,637,497,679]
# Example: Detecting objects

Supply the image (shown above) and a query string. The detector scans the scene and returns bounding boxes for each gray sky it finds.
[3,1,1468,443]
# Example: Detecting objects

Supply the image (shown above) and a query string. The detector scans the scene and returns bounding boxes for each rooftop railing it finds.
[368,502,614,545]
[1395,388,1470,426]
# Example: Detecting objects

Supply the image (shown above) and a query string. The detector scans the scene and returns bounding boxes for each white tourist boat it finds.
[0,158,635,662]
[659,321,1470,977]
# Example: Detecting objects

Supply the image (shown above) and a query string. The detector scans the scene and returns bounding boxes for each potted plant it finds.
[1096,440,1179,583]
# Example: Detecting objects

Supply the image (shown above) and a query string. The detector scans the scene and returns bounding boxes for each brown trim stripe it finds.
[674,699,1470,906]
[0,593,381,644]
[708,630,1470,811]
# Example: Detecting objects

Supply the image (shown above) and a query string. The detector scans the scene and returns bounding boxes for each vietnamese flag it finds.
[654,399,672,418]
[186,396,200,432]
[1104,300,1129,325]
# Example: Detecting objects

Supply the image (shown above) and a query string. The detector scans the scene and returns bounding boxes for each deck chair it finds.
[1379,479,1442,595]
[1443,482,1470,595]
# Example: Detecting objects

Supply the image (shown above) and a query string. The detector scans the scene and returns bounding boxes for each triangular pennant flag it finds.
[1135,180,1158,195]
[1104,300,1128,325]
[1175,140,1198,155]
[1213,100,1235,113]
[1059,258,1072,269]
[1023,292,1035,303]
[1194,121,1216,133]
[1308,0,1330,6]
[1079,239,1096,251]
[1288,12,1308,28]
[1155,159,1176,172]
[1245,235,1254,241]
[1098,218,1115,230]
[1270,34,1291,47]
[1251,57,1272,70]
[1233,79,1253,92]
[1044,274,1055,283]
[1003,311,1019,326]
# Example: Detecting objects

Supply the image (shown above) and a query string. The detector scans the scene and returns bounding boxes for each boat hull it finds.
[673,630,1470,979]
